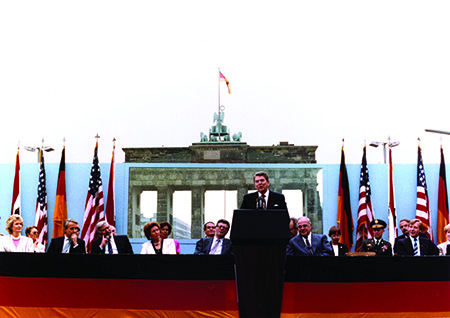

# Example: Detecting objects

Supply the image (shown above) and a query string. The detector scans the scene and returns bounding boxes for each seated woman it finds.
[160,221,181,254]
[140,222,177,255]
[437,224,450,255]
[328,226,349,256]
[0,215,34,252]
[25,226,46,253]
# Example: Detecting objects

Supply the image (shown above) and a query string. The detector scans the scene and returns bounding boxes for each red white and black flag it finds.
[355,146,375,251]
[388,146,397,245]
[416,145,433,240]
[11,147,20,215]
[81,140,105,252]
[35,150,48,245]
[437,145,449,245]
[105,139,116,227]
[336,144,354,250]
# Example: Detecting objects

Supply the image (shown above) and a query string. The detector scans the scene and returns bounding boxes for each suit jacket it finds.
[47,236,86,254]
[394,232,427,254]
[91,235,134,254]
[240,190,287,210]
[360,238,392,256]
[330,242,349,256]
[194,237,234,255]
[286,233,332,256]
[396,236,439,256]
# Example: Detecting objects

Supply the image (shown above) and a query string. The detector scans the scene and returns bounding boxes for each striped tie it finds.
[413,238,419,256]
[209,239,220,254]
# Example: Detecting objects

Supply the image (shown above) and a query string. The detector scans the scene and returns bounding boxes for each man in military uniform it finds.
[360,219,392,256]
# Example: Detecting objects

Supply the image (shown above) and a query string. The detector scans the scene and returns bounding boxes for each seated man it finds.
[396,219,439,256]
[91,221,134,254]
[289,217,298,239]
[360,219,392,256]
[286,217,332,256]
[203,221,216,238]
[47,219,86,254]
[194,219,234,255]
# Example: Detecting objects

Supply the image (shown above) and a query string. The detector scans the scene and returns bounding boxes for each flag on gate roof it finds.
[219,70,231,94]
[336,144,354,250]
[53,146,67,238]
[81,140,105,253]
[355,146,375,252]
[437,145,449,245]
[388,146,397,246]
[35,150,48,245]
[11,147,20,215]
[105,140,116,227]
[416,145,433,241]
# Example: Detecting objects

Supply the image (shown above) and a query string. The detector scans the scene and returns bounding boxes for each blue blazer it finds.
[286,233,332,256]
[194,237,234,255]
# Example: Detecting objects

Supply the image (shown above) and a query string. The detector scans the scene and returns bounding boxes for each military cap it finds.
[370,219,387,229]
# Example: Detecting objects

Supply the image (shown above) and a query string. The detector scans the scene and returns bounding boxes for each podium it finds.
[230,209,290,318]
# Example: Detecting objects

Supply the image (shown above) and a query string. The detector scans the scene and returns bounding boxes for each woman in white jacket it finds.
[140,221,177,255]
[0,215,34,253]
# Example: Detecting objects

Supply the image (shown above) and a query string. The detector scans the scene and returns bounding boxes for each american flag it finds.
[81,141,105,252]
[416,146,433,240]
[388,147,397,246]
[11,148,20,215]
[355,146,375,251]
[35,150,48,245]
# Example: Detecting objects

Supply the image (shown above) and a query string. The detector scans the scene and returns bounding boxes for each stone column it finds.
[157,187,173,223]
[191,187,205,239]
[305,185,322,233]
[237,186,249,209]
[129,187,142,238]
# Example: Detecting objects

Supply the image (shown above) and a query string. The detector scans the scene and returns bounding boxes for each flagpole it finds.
[218,68,221,141]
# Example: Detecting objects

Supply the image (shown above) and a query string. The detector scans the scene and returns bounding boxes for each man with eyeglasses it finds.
[359,219,392,256]
[203,221,216,238]
[286,217,332,256]
[194,219,234,255]
[91,221,134,254]
[47,219,86,254]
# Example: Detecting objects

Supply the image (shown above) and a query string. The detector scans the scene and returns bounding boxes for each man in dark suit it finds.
[240,171,287,210]
[47,219,86,254]
[393,218,427,254]
[286,217,332,256]
[396,219,439,256]
[328,226,349,256]
[91,221,134,254]
[194,219,234,255]
[360,219,392,256]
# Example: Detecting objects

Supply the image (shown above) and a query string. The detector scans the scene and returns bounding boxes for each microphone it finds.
[256,196,265,210]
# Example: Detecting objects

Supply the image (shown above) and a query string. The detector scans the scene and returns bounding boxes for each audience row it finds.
[0,214,448,256]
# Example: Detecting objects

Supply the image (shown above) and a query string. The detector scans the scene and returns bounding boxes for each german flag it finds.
[437,145,449,245]
[337,146,353,250]
[52,147,67,238]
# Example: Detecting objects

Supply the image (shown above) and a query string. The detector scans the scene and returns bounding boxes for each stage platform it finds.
[0,253,449,317]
